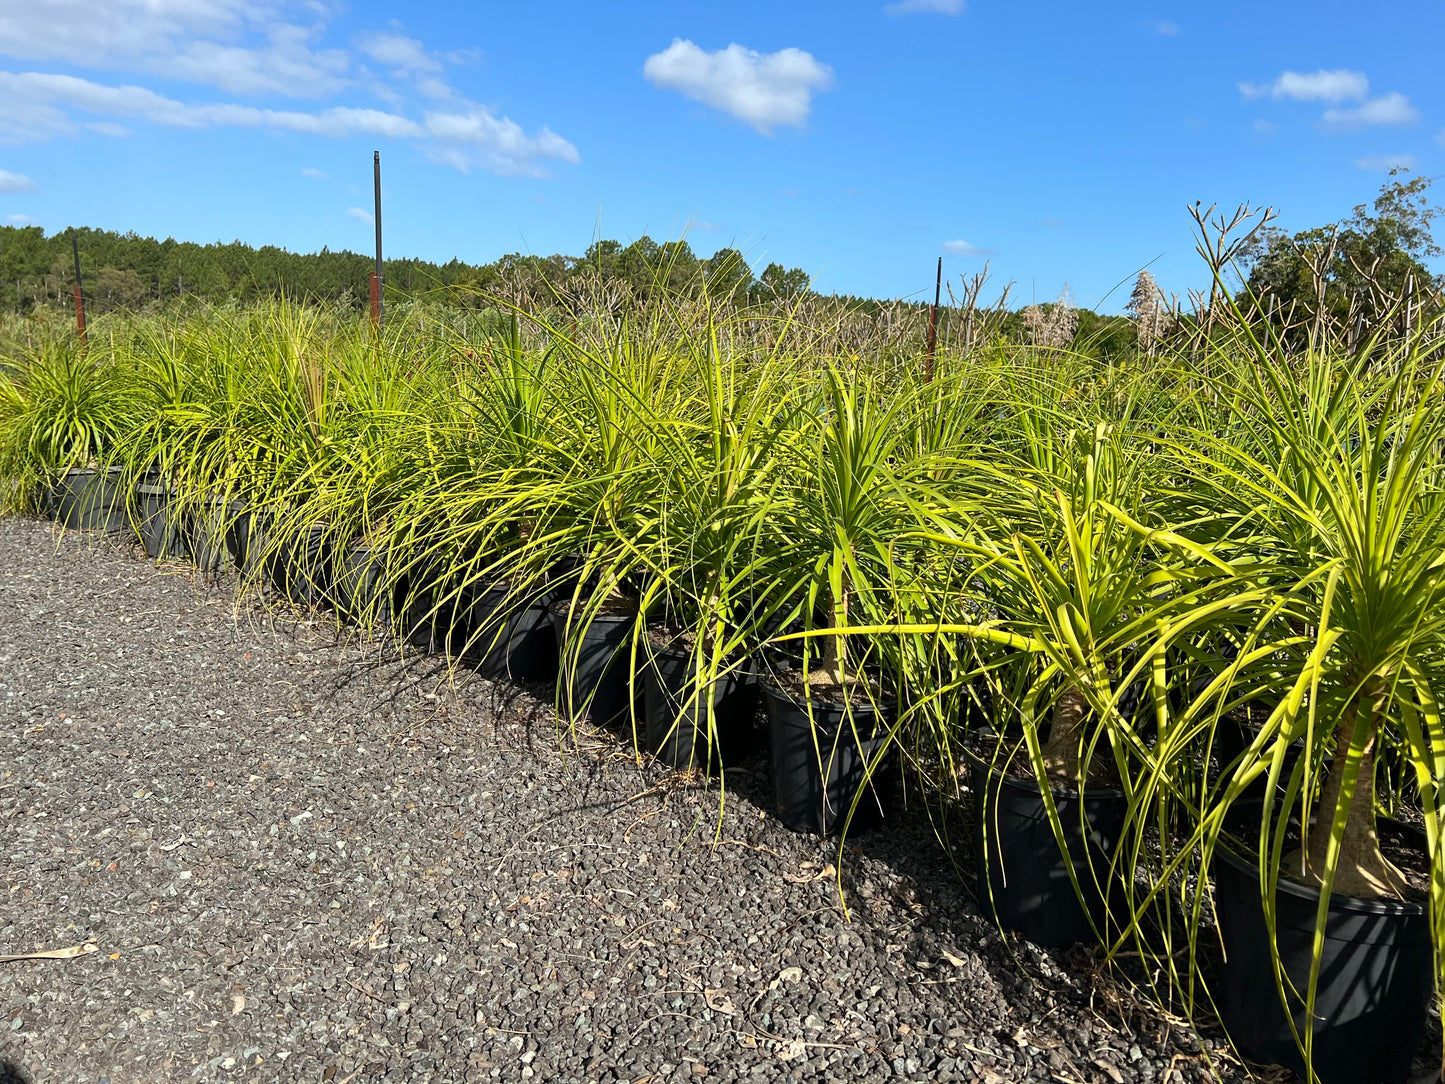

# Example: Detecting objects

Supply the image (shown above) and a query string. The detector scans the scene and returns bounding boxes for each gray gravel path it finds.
[0,516,1245,1084]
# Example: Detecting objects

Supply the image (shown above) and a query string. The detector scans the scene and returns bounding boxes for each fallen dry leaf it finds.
[776,1038,806,1062]
[942,950,967,967]
[782,863,836,885]
[0,943,98,964]
[703,989,735,1016]
[768,965,804,991]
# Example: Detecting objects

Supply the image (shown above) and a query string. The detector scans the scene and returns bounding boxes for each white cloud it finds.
[1238,70,1418,133]
[941,239,994,257]
[346,207,373,224]
[0,0,351,99]
[0,73,416,139]
[1355,153,1418,173]
[414,76,456,101]
[7,214,37,224]
[0,71,580,177]
[1239,69,1368,103]
[0,0,251,65]
[643,39,834,134]
[422,110,579,176]
[0,169,38,192]
[163,26,351,98]
[1321,92,1420,129]
[884,0,965,14]
[355,30,467,104]
[356,31,441,75]
[1251,118,1279,135]
[1146,19,1181,36]
[0,3,578,177]
[301,167,327,179]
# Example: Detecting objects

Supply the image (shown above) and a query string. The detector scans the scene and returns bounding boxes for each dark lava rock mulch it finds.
[0,517,1249,1083]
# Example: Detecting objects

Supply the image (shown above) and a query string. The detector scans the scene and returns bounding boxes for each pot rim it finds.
[1214,831,1428,918]
[547,596,639,623]
[758,674,897,715]
[971,754,1127,802]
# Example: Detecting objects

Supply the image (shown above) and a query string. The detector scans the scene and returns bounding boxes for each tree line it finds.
[0,227,822,315]
[1239,169,1442,343]
[2,171,1435,356]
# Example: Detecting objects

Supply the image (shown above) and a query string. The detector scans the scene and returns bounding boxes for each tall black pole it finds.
[925,256,942,382]
[69,230,86,344]
[371,150,384,329]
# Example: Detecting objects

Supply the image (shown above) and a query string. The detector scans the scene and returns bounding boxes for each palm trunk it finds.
[701,576,724,654]
[1294,676,1406,900]
[1042,684,1087,785]
[812,560,849,688]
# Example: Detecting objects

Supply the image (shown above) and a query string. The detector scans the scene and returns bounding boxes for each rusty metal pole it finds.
[370,150,383,330]
[70,230,86,345]
[924,256,941,382]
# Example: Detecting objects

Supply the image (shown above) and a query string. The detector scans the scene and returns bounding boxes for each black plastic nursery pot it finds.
[51,466,127,532]
[550,600,638,730]
[187,496,250,575]
[462,581,558,684]
[232,506,268,579]
[133,479,183,558]
[396,558,442,650]
[1214,712,1306,805]
[270,524,333,608]
[396,558,472,655]
[641,642,758,772]
[332,544,394,626]
[760,679,894,836]
[1213,816,1433,1084]
[397,555,572,681]
[971,757,1128,948]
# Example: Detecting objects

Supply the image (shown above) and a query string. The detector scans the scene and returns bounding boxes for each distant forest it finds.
[5,172,1440,365]
[0,225,824,314]
[0,223,1145,354]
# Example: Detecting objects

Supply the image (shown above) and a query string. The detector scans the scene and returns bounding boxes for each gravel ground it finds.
[0,516,1254,1083]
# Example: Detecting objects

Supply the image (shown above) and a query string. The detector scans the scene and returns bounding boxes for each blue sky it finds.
[0,0,1441,311]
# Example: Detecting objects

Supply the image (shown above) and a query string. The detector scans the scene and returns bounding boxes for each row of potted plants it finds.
[3,295,1441,1082]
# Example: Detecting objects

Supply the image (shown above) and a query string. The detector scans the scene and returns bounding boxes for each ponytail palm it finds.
[1137,338,1445,1079]
[1191,348,1445,900]
[759,364,931,691]
[960,401,1217,789]
[0,338,147,514]
[647,331,793,647]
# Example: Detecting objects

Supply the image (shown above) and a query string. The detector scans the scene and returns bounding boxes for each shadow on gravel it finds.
[0,1061,33,1084]
[322,645,457,711]
[834,778,983,946]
